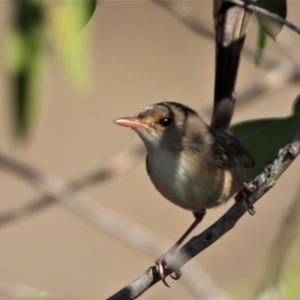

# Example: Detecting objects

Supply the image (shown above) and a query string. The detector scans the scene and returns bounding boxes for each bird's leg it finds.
[155,209,206,287]
[235,182,255,215]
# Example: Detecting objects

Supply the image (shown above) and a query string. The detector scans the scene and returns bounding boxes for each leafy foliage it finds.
[231,94,300,179]
[255,0,287,65]
[7,0,47,137]
[6,0,97,137]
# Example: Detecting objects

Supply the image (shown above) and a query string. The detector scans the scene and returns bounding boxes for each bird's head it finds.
[114,102,203,151]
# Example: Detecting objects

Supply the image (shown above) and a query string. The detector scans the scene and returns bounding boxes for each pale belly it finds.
[147,153,239,212]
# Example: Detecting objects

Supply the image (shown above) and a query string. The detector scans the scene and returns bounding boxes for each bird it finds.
[114,102,255,286]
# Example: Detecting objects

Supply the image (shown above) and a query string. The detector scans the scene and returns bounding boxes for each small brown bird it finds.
[114,102,254,285]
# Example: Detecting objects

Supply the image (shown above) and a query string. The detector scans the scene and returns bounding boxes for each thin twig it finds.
[277,29,300,68]
[152,0,278,70]
[225,0,300,35]
[107,129,300,300]
[236,62,300,106]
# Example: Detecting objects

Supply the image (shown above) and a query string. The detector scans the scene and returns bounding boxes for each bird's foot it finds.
[235,182,255,215]
[155,255,182,287]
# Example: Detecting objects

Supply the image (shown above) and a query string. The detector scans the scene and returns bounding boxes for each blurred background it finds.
[0,1,300,299]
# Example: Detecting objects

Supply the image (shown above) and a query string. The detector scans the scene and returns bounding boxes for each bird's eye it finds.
[159,118,173,127]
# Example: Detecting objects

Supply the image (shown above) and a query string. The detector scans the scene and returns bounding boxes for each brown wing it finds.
[209,128,255,169]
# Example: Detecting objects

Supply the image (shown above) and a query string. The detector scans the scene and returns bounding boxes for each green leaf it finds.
[231,112,300,180]
[255,0,287,65]
[255,24,269,66]
[292,94,300,114]
[6,0,47,138]
[230,118,278,139]
[70,0,97,32]
[49,2,93,91]
[256,0,287,40]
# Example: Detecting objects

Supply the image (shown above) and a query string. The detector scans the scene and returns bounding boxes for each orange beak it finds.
[114,117,148,130]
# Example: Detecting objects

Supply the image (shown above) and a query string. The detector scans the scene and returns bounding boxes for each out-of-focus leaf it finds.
[255,24,269,66]
[47,1,93,91]
[255,0,287,65]
[292,94,300,114]
[25,291,47,300]
[70,0,97,32]
[280,232,300,299]
[6,0,47,137]
[256,0,287,40]
[231,112,300,179]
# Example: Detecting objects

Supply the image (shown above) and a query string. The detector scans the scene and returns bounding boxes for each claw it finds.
[162,278,171,288]
[170,269,182,280]
[155,258,171,287]
[235,182,255,215]
[155,256,182,287]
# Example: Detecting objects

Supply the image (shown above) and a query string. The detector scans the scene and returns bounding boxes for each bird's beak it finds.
[114,117,148,130]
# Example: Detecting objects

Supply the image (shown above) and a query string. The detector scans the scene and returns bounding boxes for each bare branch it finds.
[225,0,300,35]
[107,129,300,300]
[235,62,300,106]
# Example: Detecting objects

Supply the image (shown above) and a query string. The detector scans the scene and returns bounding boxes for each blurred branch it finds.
[0,280,68,300]
[152,0,277,69]
[0,147,144,227]
[277,29,300,68]
[203,60,300,118]
[107,129,300,300]
[0,152,225,299]
[235,62,300,107]
[226,0,300,35]
[154,1,214,40]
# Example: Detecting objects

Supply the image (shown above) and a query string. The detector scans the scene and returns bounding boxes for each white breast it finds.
[147,149,209,211]
[146,147,235,212]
